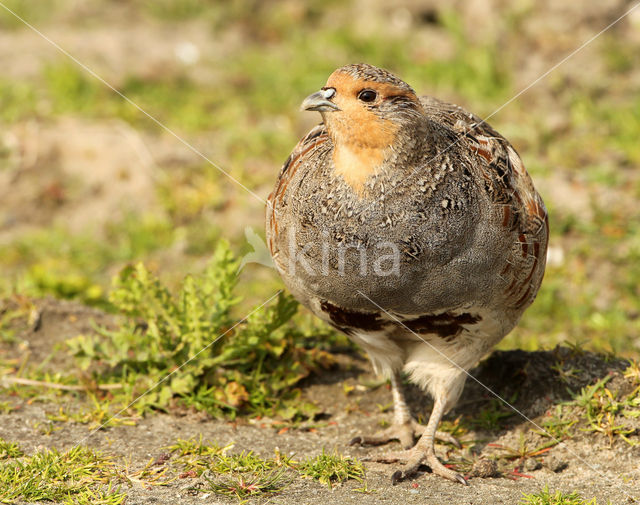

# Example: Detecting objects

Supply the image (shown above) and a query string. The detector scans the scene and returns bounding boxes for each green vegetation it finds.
[0,443,126,505]
[520,486,607,505]
[536,364,640,446]
[572,374,639,444]
[0,401,14,415]
[200,451,292,499]
[297,449,366,489]
[0,0,62,30]
[168,437,364,499]
[65,241,333,420]
[0,438,23,460]
[487,436,556,465]
[0,435,366,503]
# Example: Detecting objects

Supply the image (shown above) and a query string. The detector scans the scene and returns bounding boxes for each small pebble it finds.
[523,458,542,471]
[470,458,499,478]
[545,455,568,473]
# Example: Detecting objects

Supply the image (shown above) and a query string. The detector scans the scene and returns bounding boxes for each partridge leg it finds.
[371,394,468,485]
[349,372,460,450]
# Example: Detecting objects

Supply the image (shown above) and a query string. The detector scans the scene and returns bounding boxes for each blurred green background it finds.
[1,0,639,358]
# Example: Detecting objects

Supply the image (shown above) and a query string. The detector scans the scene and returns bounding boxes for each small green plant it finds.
[487,434,557,467]
[520,486,604,505]
[298,449,365,489]
[67,240,333,420]
[46,398,140,430]
[168,436,228,460]
[572,375,639,446]
[438,416,467,439]
[0,296,35,343]
[203,467,291,499]
[0,445,125,504]
[168,436,231,477]
[537,404,578,440]
[624,360,640,384]
[203,450,294,499]
[167,437,293,499]
[0,438,23,460]
[0,401,13,414]
[534,366,640,446]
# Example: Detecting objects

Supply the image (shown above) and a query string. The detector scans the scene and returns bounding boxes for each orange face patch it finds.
[332,143,389,193]
[322,71,417,194]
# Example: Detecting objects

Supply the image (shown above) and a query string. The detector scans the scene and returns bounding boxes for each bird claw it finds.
[349,421,460,450]
[372,447,468,485]
[455,473,470,486]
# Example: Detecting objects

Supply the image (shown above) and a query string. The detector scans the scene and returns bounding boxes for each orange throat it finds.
[329,116,398,194]
[332,144,388,193]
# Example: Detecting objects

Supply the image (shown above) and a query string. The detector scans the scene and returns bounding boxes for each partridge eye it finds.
[357,89,378,103]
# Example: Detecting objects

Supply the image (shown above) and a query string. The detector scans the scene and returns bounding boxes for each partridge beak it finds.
[301,90,340,112]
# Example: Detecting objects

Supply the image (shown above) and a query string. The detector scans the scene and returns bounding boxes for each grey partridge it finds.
[266,63,548,484]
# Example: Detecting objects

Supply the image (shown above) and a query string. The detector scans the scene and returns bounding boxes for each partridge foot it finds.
[370,446,468,485]
[349,419,460,450]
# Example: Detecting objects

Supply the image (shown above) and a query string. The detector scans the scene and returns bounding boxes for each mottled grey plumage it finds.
[266,64,548,484]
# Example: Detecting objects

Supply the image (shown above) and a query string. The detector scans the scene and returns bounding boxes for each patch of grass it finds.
[536,366,640,446]
[203,467,291,500]
[172,440,367,496]
[0,434,366,503]
[488,435,557,467]
[297,449,365,489]
[0,438,23,460]
[572,375,639,446]
[46,398,140,430]
[211,451,278,474]
[0,296,35,343]
[437,416,467,439]
[0,444,125,504]
[167,436,230,474]
[537,404,578,441]
[0,401,14,414]
[66,240,333,420]
[520,486,606,505]
[202,450,292,499]
[0,80,38,122]
[168,437,296,499]
[156,162,225,225]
